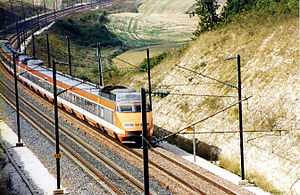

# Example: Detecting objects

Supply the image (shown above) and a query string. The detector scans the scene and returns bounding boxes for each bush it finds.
[194,0,220,36]
[54,11,122,47]
[223,0,299,21]
[139,52,168,72]
[195,0,299,35]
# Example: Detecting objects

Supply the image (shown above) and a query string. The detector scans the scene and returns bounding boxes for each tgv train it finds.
[0,40,153,143]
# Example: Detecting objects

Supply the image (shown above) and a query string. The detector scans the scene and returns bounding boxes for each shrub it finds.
[139,52,168,72]
[194,0,220,36]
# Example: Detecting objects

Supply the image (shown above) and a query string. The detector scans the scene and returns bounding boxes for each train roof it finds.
[0,40,22,55]
[0,40,9,44]
[27,59,43,66]
[25,62,118,101]
[18,55,33,61]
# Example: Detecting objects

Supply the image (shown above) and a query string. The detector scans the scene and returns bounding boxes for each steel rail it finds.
[150,148,237,194]
[2,2,247,194]
[0,60,198,194]
[8,76,232,194]
[0,82,123,194]
[0,72,147,195]
[9,64,239,194]
[0,55,243,194]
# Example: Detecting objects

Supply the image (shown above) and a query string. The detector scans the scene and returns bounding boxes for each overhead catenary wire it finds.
[176,65,238,89]
[180,129,289,135]
[156,96,253,143]
[157,82,225,87]
[151,90,237,98]
[113,56,140,69]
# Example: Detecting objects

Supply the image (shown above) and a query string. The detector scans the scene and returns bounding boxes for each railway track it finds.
[0,52,252,194]
[1,2,253,194]
[1,62,250,194]
[0,73,148,195]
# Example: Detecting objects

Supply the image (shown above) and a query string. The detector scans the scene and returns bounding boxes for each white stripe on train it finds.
[1,56,125,136]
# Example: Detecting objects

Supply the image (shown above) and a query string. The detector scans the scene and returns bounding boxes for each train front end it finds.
[112,89,154,144]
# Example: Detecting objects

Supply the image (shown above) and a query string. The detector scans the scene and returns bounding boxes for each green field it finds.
[23,0,198,87]
[109,0,197,71]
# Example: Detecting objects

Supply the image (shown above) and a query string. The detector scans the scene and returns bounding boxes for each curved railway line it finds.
[0,63,251,194]
[0,68,145,195]
[0,2,253,194]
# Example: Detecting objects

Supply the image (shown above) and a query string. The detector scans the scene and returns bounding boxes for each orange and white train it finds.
[0,40,153,144]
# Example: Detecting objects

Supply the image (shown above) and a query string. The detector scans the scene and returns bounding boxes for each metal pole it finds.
[141,88,149,195]
[32,0,35,20]
[52,60,61,190]
[193,126,196,163]
[44,0,48,24]
[21,0,25,49]
[47,34,51,67]
[146,48,152,110]
[43,0,46,14]
[97,42,103,87]
[54,1,56,20]
[32,33,36,58]
[13,54,24,147]
[9,0,13,16]
[2,5,5,27]
[37,2,40,29]
[16,20,21,50]
[66,36,72,76]
[24,29,27,55]
[237,54,245,180]
[21,0,25,21]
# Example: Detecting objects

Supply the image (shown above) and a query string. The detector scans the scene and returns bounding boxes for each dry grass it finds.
[125,9,299,193]
[108,12,197,48]
[112,46,170,68]
[179,102,190,113]
[219,156,281,194]
[138,0,195,15]
[107,0,197,52]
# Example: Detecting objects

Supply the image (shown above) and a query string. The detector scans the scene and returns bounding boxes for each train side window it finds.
[100,107,104,118]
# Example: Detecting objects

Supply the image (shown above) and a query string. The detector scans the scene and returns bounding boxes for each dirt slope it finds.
[129,13,299,193]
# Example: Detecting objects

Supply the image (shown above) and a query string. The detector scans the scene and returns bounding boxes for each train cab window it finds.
[134,105,141,112]
[135,104,151,112]
[117,105,133,113]
[117,104,150,113]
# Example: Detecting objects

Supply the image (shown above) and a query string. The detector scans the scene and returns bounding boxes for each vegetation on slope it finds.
[25,0,197,87]
[108,0,197,48]
[53,11,121,47]
[122,2,299,193]
[27,9,126,85]
[194,0,299,35]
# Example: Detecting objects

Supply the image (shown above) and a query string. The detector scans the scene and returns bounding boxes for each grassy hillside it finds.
[124,6,299,194]
[26,9,125,84]
[25,0,197,86]
[108,0,197,48]
[138,0,195,15]
[108,0,197,69]
[0,0,58,30]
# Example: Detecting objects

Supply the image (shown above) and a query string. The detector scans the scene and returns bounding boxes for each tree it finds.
[194,0,220,36]
[98,11,109,25]
[223,0,255,18]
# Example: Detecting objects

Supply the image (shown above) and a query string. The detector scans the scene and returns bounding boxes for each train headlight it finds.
[123,123,134,128]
